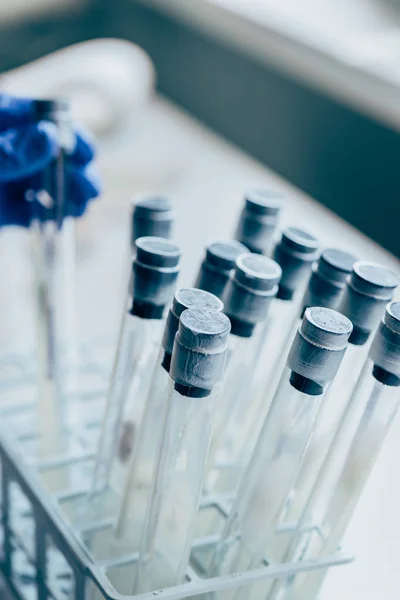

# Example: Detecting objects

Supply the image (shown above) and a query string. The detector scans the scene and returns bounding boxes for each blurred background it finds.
[1,0,400,255]
[0,1,400,599]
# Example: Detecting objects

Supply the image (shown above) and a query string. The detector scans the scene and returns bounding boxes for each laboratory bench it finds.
[0,92,399,599]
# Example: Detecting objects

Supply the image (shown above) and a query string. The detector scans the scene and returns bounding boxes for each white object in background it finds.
[0,38,155,136]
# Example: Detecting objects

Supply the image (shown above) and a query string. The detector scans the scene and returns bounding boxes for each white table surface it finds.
[0,95,399,599]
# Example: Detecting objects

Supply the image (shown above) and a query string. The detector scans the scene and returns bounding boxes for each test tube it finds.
[269,249,355,401]
[131,194,174,247]
[234,188,282,254]
[281,262,399,532]
[87,237,181,510]
[276,302,400,600]
[245,227,320,456]
[207,307,352,600]
[194,240,248,299]
[205,253,281,493]
[114,288,223,547]
[135,307,231,593]
[257,227,320,370]
[30,99,77,458]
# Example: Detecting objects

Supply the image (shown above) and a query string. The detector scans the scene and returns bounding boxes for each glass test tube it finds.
[114,288,223,549]
[260,248,355,523]
[276,302,400,600]
[86,237,181,513]
[30,99,77,459]
[281,262,398,533]
[205,253,281,495]
[134,307,231,594]
[207,307,352,600]
[234,188,282,255]
[279,247,355,357]
[194,240,247,299]
[268,248,355,402]
[254,227,319,381]
[243,227,320,463]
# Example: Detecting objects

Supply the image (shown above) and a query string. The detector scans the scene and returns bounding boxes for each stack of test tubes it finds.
[1,176,399,600]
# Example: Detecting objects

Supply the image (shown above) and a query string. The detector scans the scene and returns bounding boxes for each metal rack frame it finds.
[0,359,353,600]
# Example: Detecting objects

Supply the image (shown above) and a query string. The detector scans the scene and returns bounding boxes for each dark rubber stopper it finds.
[132,196,174,243]
[277,285,295,301]
[244,242,263,255]
[372,365,400,387]
[349,326,370,346]
[131,301,164,319]
[174,382,211,398]
[229,317,255,338]
[161,351,172,373]
[135,237,180,268]
[289,372,324,396]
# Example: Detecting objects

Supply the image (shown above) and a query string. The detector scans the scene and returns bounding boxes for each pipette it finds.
[205,253,281,494]
[207,307,352,600]
[273,301,400,600]
[134,307,231,593]
[280,262,398,533]
[87,237,181,512]
[194,240,247,299]
[114,288,223,548]
[30,99,77,459]
[234,188,282,254]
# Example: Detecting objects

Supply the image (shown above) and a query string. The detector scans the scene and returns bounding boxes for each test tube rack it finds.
[0,353,354,600]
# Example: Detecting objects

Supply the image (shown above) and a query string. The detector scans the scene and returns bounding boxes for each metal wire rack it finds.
[0,352,354,600]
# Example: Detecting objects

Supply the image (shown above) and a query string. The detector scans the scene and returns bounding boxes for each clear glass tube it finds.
[206,333,259,492]
[279,343,368,529]
[321,339,371,410]
[86,234,181,515]
[134,380,218,593]
[208,369,326,599]
[261,313,300,401]
[32,118,77,462]
[276,359,400,600]
[253,299,299,389]
[35,219,63,460]
[86,313,159,508]
[113,349,170,547]
[248,299,302,436]
[108,318,164,495]
[216,303,301,495]
[56,217,80,429]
